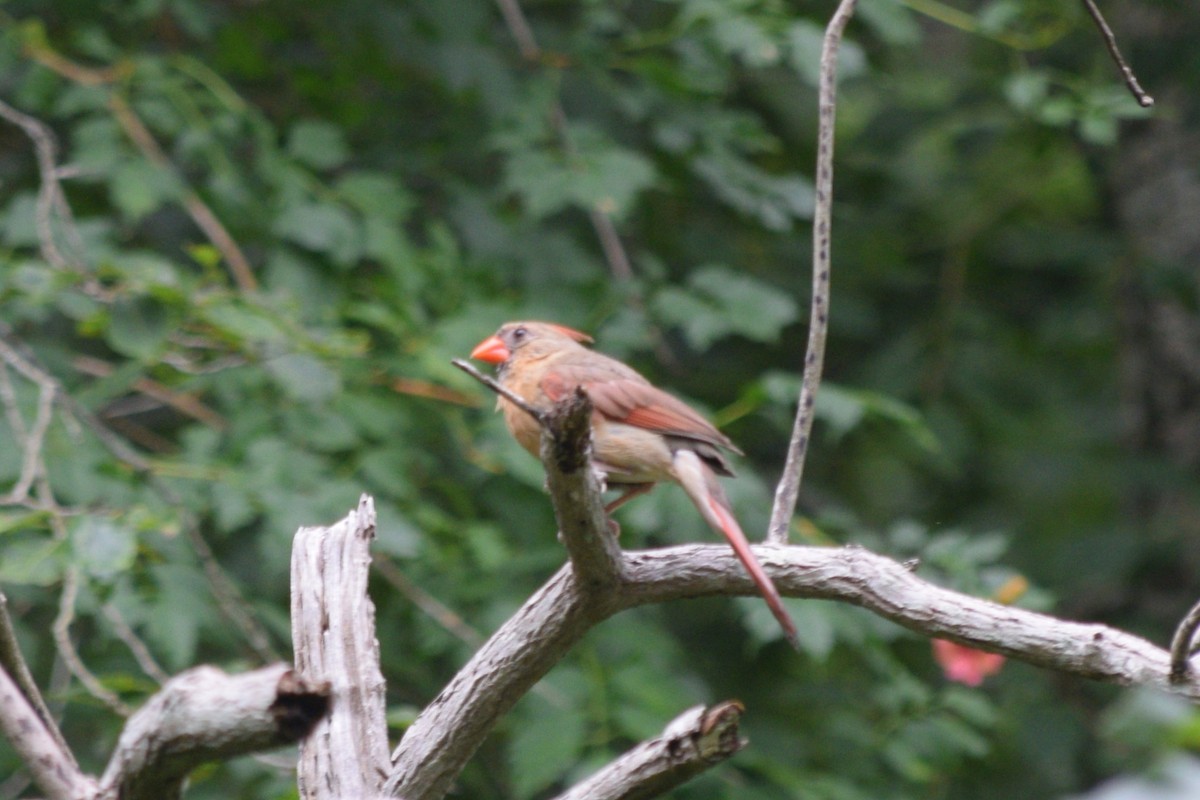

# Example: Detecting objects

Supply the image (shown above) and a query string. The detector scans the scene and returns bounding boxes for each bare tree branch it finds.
[386,564,612,800]
[452,358,546,424]
[291,496,391,800]
[0,593,75,764]
[1169,596,1200,682]
[101,604,170,686]
[0,97,84,272]
[767,0,859,544]
[106,94,259,293]
[54,567,133,717]
[1081,0,1153,107]
[621,544,1197,696]
[383,517,1200,800]
[99,663,329,800]
[375,555,486,648]
[541,388,626,589]
[0,659,97,800]
[552,701,746,800]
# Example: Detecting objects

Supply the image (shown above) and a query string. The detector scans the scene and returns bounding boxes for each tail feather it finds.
[673,450,800,650]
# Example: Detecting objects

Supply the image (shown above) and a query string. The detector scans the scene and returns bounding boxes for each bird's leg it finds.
[603,483,655,514]
[602,483,656,537]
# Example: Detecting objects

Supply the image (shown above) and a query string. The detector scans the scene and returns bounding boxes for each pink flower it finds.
[932,639,1005,686]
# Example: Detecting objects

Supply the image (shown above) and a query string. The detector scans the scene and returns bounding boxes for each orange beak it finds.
[470,335,510,364]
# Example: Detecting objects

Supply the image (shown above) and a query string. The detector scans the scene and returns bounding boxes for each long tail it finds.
[673,450,800,650]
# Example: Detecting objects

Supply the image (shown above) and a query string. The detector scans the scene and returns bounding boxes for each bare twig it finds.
[494,0,540,61]
[54,568,133,717]
[0,98,84,271]
[0,593,74,761]
[0,350,56,507]
[73,355,229,430]
[1169,597,1200,682]
[107,94,259,292]
[374,556,485,648]
[102,604,170,685]
[552,701,746,800]
[767,0,858,544]
[0,661,97,800]
[452,358,546,424]
[1080,0,1153,108]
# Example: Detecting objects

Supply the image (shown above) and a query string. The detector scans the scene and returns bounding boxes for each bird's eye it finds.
[512,327,527,340]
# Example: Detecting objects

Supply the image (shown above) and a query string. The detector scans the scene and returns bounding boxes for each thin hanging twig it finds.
[767,0,858,544]
[1080,0,1153,108]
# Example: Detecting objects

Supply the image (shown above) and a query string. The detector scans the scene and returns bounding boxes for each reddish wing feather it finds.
[540,365,737,452]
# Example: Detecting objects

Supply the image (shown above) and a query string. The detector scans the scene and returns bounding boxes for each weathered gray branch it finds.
[0,658,96,800]
[0,591,73,763]
[386,566,611,800]
[541,387,626,589]
[621,544,1193,696]
[99,663,329,800]
[382,532,1200,800]
[291,494,392,800]
[552,701,746,800]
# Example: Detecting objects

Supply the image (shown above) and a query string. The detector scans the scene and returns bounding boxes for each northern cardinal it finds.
[470,321,799,647]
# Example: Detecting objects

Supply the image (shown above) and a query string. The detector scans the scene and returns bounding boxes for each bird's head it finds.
[469,321,593,364]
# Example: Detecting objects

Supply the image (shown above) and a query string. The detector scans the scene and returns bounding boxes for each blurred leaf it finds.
[503,130,656,220]
[106,296,174,360]
[265,353,341,402]
[71,515,137,582]
[110,159,181,221]
[655,265,797,349]
[287,119,350,170]
[273,203,362,266]
[509,700,587,798]
[0,537,65,585]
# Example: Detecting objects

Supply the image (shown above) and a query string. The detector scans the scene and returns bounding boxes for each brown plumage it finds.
[470,321,799,648]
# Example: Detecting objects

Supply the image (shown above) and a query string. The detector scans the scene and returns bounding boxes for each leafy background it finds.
[1,0,1198,798]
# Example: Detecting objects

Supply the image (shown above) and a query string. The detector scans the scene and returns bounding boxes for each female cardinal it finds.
[470,321,799,647]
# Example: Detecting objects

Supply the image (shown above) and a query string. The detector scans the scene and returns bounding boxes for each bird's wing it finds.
[540,361,741,454]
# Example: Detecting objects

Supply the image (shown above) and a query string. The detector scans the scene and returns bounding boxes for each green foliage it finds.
[0,0,1192,798]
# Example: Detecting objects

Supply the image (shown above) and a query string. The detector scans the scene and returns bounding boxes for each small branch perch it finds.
[99,663,329,800]
[552,701,746,800]
[452,358,545,424]
[541,387,626,589]
[455,359,624,587]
